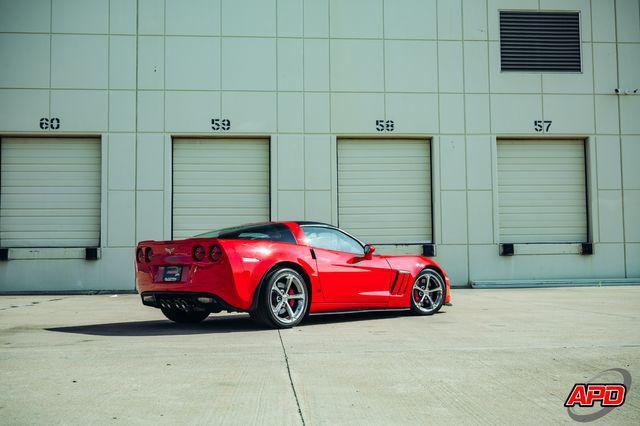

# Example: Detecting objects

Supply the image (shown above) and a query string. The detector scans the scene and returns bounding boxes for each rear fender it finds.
[226,241,320,312]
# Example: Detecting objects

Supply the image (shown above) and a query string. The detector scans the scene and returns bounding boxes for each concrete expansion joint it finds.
[278,329,306,425]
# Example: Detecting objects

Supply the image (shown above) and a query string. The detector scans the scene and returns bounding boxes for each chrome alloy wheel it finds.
[412,270,444,314]
[270,271,306,325]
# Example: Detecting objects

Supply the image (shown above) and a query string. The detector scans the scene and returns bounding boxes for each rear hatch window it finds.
[196,223,297,244]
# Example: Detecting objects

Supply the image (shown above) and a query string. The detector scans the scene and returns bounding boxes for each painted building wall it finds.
[0,0,638,291]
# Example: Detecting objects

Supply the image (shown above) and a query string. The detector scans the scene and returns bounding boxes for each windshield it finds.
[195,223,297,244]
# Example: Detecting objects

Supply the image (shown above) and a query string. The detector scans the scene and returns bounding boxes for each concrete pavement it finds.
[1,287,639,424]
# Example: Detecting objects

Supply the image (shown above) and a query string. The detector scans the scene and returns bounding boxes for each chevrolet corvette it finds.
[136,221,451,328]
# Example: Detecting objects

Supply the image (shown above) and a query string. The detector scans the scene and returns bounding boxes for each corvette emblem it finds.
[165,248,175,254]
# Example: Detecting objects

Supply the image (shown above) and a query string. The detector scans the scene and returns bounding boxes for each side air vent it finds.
[499,11,581,72]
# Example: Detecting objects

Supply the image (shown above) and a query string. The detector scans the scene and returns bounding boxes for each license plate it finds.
[162,266,182,282]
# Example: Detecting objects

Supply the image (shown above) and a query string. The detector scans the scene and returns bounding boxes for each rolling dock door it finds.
[0,137,101,248]
[172,138,270,239]
[337,138,432,253]
[497,139,588,243]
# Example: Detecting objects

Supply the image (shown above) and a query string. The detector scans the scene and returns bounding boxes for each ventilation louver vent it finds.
[500,11,581,72]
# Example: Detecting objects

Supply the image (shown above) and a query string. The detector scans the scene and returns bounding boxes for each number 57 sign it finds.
[533,120,552,132]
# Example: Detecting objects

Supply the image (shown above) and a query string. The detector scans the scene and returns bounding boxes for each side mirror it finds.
[363,244,376,259]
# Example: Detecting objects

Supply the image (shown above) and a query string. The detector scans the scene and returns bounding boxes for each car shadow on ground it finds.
[45,309,429,336]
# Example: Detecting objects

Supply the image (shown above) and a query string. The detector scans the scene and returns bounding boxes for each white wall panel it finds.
[462,0,487,40]
[386,94,439,134]
[438,41,464,92]
[491,94,542,134]
[110,0,136,34]
[303,0,328,37]
[616,0,640,42]
[331,93,384,134]
[165,91,221,133]
[277,135,304,190]
[330,0,382,38]
[50,90,108,132]
[0,35,50,88]
[303,39,329,91]
[464,94,490,134]
[0,0,50,33]
[330,40,384,92]
[108,91,135,132]
[277,39,303,91]
[277,93,304,133]
[137,91,164,132]
[52,0,108,34]
[136,134,164,191]
[107,134,135,191]
[542,95,595,134]
[166,37,220,90]
[0,90,48,132]
[622,137,640,189]
[384,0,436,39]
[138,0,164,35]
[305,135,331,190]
[277,0,303,37]
[463,41,489,92]
[222,0,275,37]
[304,93,330,133]
[166,0,220,36]
[591,0,616,42]
[385,41,438,92]
[137,36,164,90]
[51,35,108,89]
[222,38,276,91]
[109,36,136,89]
[222,92,276,133]
[623,190,640,242]
[437,0,462,40]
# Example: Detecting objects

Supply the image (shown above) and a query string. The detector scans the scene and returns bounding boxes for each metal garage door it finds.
[338,139,432,251]
[172,138,270,239]
[0,137,101,248]
[497,139,588,243]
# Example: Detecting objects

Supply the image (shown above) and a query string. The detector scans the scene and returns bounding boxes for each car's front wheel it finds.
[161,308,210,323]
[253,268,309,328]
[409,268,446,315]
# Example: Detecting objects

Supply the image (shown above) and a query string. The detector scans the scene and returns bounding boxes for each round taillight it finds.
[144,247,153,263]
[136,248,145,263]
[209,244,222,262]
[192,245,205,261]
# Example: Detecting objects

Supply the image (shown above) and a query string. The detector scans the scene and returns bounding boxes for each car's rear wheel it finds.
[161,308,210,323]
[253,268,309,328]
[409,268,446,315]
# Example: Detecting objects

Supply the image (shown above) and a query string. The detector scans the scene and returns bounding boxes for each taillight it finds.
[192,245,205,261]
[136,247,144,263]
[209,244,222,262]
[144,247,153,263]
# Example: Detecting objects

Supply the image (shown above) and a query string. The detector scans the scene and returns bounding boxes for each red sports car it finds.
[136,221,451,328]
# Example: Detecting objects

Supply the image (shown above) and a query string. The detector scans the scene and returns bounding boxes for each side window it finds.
[302,226,364,255]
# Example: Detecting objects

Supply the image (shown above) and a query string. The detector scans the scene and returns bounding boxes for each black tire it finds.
[161,308,210,323]
[409,268,446,316]
[252,268,309,329]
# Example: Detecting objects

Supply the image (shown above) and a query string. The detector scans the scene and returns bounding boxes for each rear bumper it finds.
[136,266,252,311]
[140,291,242,312]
